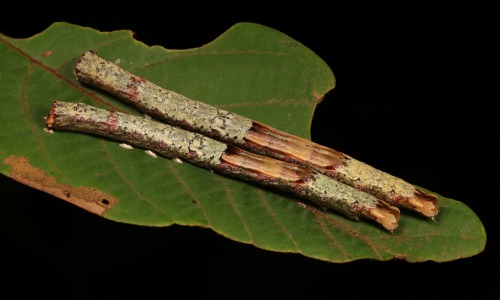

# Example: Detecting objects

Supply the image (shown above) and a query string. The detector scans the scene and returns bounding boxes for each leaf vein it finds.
[131,50,310,72]
[21,62,66,179]
[99,140,174,222]
[311,209,349,260]
[165,162,211,226]
[257,189,301,252]
[0,35,121,111]
[320,215,393,260]
[217,99,314,109]
[216,177,253,242]
[55,34,130,73]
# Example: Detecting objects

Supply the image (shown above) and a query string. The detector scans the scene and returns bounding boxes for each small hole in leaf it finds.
[101,199,110,205]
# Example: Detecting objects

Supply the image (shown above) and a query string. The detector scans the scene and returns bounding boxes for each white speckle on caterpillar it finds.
[145,150,157,158]
[297,202,307,208]
[172,157,183,164]
[119,143,133,149]
[43,127,54,134]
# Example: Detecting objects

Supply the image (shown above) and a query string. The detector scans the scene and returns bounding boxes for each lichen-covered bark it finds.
[74,50,438,218]
[75,51,254,143]
[47,101,400,231]
[47,101,227,169]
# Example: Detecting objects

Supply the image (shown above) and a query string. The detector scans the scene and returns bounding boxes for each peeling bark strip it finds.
[46,101,400,232]
[74,50,439,218]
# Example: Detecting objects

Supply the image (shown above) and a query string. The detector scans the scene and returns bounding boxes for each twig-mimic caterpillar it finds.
[46,101,400,232]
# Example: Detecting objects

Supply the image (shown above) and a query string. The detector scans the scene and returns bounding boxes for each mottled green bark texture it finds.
[0,22,486,262]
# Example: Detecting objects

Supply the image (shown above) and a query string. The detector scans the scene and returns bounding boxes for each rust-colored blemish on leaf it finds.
[312,89,324,102]
[41,50,53,57]
[4,155,118,215]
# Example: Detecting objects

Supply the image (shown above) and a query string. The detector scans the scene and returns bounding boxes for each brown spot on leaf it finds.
[41,50,53,57]
[3,155,118,215]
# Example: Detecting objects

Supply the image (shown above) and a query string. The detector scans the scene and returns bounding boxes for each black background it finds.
[1,3,496,299]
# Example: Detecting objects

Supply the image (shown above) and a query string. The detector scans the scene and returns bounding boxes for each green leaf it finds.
[0,22,485,263]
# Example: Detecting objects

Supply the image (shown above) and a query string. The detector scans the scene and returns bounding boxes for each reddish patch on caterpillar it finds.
[105,112,119,132]
[292,178,310,193]
[254,173,274,183]
[209,129,223,140]
[46,102,57,129]
[175,119,191,129]
[127,76,146,102]
[153,140,170,152]
[148,107,164,120]
[185,151,199,160]
[128,130,143,141]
